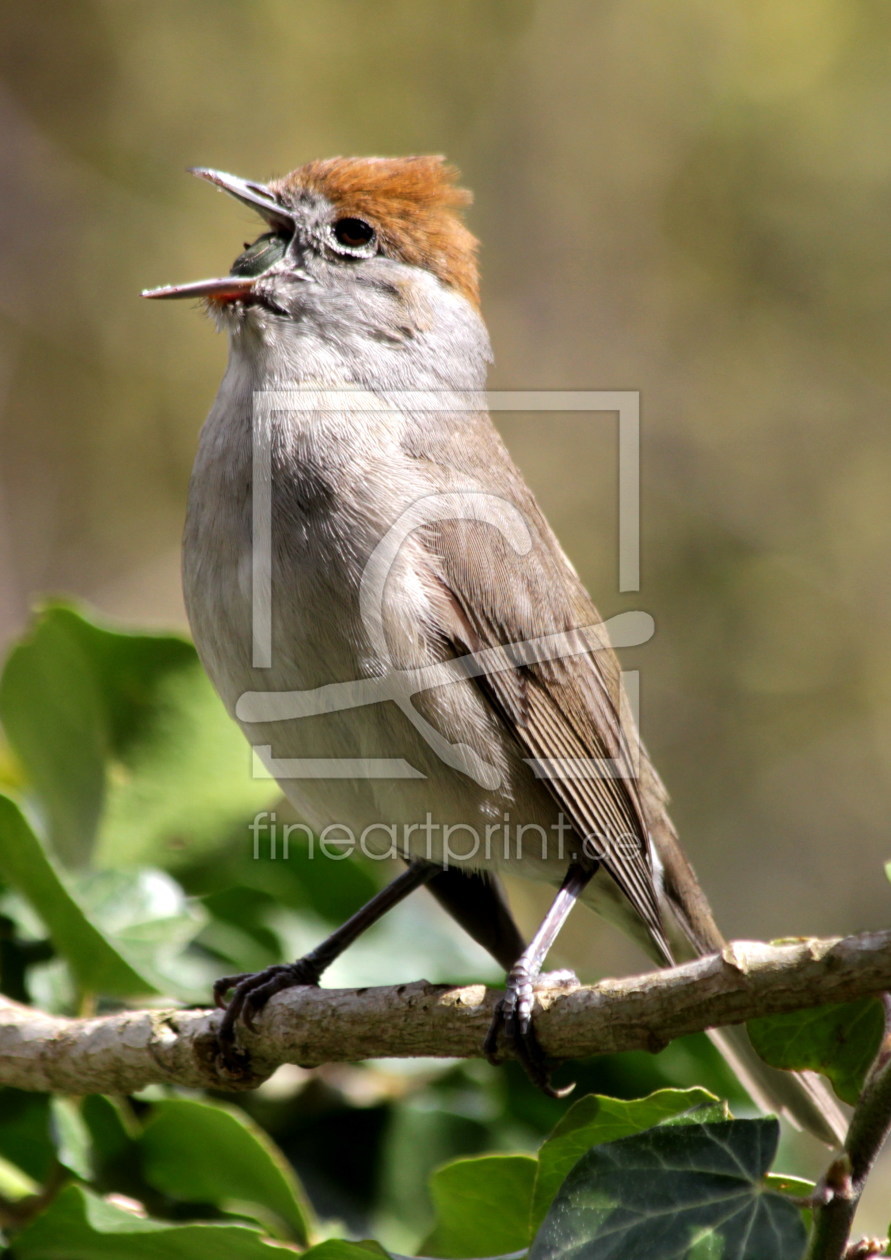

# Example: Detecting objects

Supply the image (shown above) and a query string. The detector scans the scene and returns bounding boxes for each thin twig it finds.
[807,999,891,1260]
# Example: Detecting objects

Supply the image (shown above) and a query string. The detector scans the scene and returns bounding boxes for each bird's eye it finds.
[330,217,377,254]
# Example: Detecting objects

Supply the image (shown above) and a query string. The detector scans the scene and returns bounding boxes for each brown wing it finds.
[417,498,672,963]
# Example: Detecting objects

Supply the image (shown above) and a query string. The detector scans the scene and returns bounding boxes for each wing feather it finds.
[420,507,670,960]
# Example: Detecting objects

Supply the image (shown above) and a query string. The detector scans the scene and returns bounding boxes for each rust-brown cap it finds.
[271,156,480,307]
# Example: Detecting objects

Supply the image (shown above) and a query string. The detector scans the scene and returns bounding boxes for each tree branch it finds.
[0,930,888,1096]
[807,996,891,1260]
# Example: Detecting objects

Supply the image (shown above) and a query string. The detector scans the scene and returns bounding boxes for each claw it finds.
[212,958,322,1070]
[242,993,266,1032]
[484,967,576,1099]
[213,972,252,1009]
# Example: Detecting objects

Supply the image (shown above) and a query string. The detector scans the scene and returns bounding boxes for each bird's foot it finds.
[213,957,322,1073]
[483,967,579,1099]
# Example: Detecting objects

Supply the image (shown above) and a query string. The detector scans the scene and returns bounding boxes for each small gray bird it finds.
[145,156,844,1144]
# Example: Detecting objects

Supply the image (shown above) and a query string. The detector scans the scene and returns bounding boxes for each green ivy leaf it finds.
[0,1152,39,1201]
[9,1184,292,1258]
[0,608,107,867]
[763,1173,814,1197]
[423,1154,538,1257]
[0,794,155,996]
[81,1094,139,1178]
[748,998,884,1105]
[71,867,208,1001]
[50,1097,93,1181]
[302,1244,392,1260]
[140,1097,313,1244]
[0,1090,54,1184]
[529,1119,806,1260]
[0,603,275,872]
[531,1089,720,1231]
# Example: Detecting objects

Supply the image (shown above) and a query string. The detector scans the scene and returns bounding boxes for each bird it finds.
[143,155,845,1145]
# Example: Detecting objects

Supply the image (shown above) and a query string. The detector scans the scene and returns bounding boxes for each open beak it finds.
[187,167,293,231]
[141,167,292,302]
[141,274,259,301]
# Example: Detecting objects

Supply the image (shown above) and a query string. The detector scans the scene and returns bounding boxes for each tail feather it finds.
[707,1023,848,1147]
[650,812,848,1147]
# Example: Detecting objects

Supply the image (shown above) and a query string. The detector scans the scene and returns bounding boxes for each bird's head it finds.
[143,156,482,351]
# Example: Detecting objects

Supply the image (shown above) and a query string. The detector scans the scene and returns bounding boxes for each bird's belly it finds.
[185,530,575,884]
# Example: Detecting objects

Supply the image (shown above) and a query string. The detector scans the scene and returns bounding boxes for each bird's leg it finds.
[214,860,435,1068]
[484,863,594,1097]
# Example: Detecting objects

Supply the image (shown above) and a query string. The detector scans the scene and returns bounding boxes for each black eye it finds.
[331,217,377,252]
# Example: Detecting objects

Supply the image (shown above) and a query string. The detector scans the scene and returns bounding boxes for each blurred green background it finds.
[2,0,891,1243]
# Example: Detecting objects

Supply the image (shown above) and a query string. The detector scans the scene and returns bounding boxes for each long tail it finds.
[653,814,848,1147]
[706,1023,847,1147]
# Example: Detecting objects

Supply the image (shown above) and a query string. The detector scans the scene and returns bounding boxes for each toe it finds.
[213,972,251,1009]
